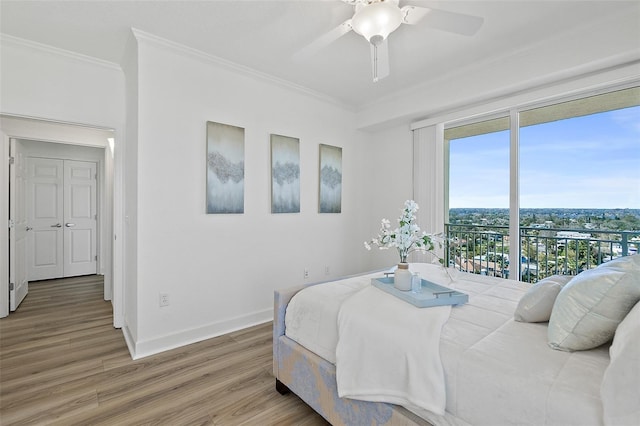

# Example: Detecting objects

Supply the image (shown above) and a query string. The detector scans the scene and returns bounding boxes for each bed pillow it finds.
[514,274,573,322]
[601,300,640,425]
[548,255,640,351]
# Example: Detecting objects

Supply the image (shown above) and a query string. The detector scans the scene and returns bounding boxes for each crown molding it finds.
[130,28,355,112]
[0,33,122,71]
[0,113,116,133]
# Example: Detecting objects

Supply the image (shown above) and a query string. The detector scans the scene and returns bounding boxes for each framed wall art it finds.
[318,144,342,213]
[270,134,300,213]
[206,121,245,214]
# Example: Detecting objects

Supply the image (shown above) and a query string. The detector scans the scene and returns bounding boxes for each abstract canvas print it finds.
[318,144,342,213]
[206,121,245,214]
[270,134,300,213]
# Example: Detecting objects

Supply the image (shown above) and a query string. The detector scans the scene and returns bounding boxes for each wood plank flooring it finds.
[0,276,329,425]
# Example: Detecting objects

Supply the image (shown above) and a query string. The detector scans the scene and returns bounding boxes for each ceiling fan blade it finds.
[370,38,389,82]
[293,19,353,62]
[401,6,483,36]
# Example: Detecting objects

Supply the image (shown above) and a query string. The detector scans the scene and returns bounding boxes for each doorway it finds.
[1,115,120,327]
[8,137,108,313]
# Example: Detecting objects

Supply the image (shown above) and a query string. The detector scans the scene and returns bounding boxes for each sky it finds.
[449,105,640,209]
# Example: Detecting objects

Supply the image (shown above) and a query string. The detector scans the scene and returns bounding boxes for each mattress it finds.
[284,263,610,426]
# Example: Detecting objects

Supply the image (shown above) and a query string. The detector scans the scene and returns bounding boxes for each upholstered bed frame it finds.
[273,278,430,426]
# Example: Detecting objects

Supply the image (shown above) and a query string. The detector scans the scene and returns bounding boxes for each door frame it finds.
[1,130,10,318]
[1,115,122,328]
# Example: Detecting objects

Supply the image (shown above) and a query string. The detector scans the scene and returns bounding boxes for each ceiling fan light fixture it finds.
[351,1,402,44]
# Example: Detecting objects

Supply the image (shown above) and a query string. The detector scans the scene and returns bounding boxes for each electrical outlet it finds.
[159,293,170,307]
[303,269,309,279]
[325,265,330,275]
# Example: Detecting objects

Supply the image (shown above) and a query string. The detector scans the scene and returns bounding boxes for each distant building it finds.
[556,231,591,239]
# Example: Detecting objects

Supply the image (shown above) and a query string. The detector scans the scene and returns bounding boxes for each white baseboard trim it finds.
[129,308,273,360]
[121,324,138,359]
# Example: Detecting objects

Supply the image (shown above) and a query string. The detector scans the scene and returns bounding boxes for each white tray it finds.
[371,277,468,308]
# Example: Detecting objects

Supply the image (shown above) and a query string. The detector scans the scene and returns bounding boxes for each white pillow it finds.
[548,255,640,351]
[601,300,640,426]
[514,274,573,322]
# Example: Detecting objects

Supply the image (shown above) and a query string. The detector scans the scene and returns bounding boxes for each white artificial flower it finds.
[364,200,444,265]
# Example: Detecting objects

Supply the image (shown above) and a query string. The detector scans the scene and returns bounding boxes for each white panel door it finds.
[27,158,64,281]
[63,160,97,277]
[9,140,28,311]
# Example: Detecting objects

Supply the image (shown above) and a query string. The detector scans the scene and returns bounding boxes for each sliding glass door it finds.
[445,86,640,282]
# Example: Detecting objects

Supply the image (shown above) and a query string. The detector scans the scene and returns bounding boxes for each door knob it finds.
[51,223,62,228]
[65,223,76,227]
[26,226,32,231]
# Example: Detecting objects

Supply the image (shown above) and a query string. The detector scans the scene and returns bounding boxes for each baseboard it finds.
[121,324,138,359]
[130,308,272,360]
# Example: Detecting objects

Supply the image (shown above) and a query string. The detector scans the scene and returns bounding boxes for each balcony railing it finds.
[445,224,639,283]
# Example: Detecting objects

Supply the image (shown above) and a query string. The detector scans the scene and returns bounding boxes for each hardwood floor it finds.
[0,276,329,425]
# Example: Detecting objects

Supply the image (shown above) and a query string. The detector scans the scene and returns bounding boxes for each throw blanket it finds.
[336,285,452,415]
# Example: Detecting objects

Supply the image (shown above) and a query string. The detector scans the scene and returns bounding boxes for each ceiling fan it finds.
[295,0,484,82]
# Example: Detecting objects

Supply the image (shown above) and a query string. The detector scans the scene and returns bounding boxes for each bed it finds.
[273,258,640,426]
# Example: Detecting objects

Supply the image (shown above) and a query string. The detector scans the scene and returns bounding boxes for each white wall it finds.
[129,32,372,357]
[0,35,125,326]
[359,123,415,270]
[0,36,123,128]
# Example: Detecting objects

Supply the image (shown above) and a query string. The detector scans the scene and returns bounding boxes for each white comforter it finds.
[285,263,610,426]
